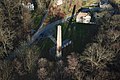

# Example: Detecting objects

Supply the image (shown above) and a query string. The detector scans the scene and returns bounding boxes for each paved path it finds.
[29,15,74,44]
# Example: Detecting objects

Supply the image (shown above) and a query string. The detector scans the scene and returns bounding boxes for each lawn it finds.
[37,22,98,60]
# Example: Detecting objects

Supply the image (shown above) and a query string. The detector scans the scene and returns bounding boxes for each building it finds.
[99,0,113,10]
[56,0,63,6]
[22,0,34,11]
[76,12,91,23]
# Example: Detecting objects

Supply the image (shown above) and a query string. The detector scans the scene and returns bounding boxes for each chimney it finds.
[56,25,62,57]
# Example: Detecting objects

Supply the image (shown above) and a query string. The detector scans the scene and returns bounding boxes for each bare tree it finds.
[14,41,40,73]
[0,60,14,80]
[81,43,114,69]
[0,11,15,58]
[36,0,51,14]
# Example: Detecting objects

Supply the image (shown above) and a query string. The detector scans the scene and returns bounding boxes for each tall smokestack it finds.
[56,25,62,57]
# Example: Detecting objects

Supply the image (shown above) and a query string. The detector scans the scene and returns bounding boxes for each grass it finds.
[32,15,43,30]
[37,22,98,60]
